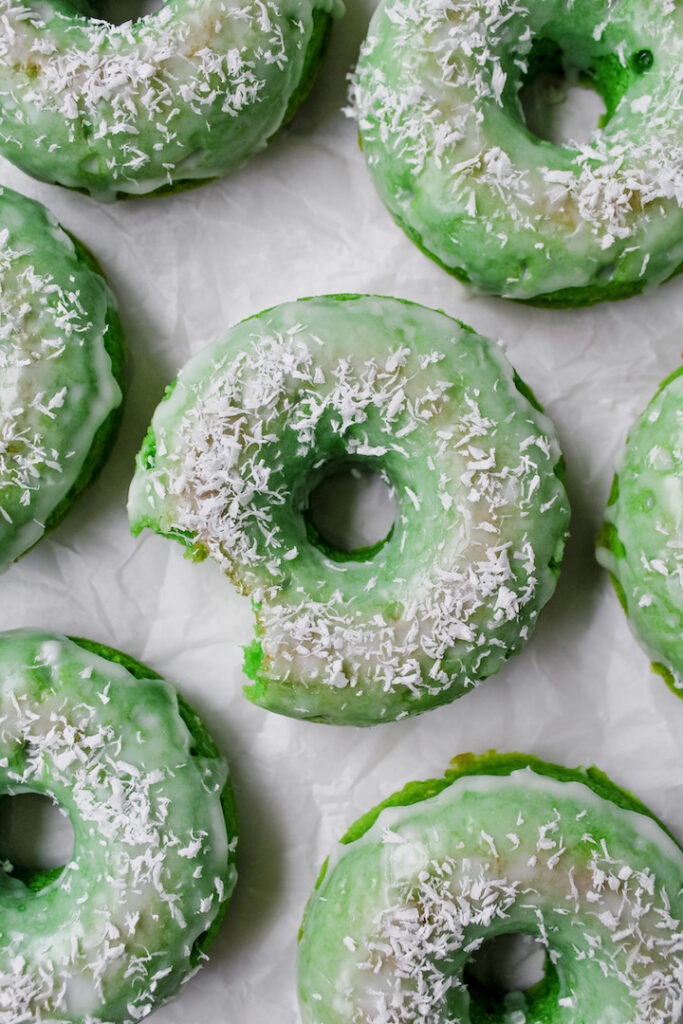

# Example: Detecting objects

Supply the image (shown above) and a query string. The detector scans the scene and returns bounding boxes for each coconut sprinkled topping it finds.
[1,0,285,130]
[0,632,234,1024]
[256,532,537,697]
[130,299,568,718]
[350,0,683,299]
[299,770,683,1024]
[353,856,520,1024]
[0,0,339,195]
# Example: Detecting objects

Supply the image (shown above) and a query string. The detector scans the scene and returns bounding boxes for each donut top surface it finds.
[0,629,236,1024]
[597,367,683,695]
[0,0,341,199]
[0,187,122,573]
[298,754,683,1024]
[350,0,683,303]
[129,295,569,724]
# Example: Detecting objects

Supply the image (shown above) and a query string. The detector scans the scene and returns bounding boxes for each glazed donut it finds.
[0,629,238,1024]
[128,295,569,726]
[350,0,683,306]
[0,0,342,200]
[597,366,683,697]
[298,752,683,1024]
[0,186,124,574]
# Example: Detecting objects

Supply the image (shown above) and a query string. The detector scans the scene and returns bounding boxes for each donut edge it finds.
[339,750,680,846]
[9,224,126,563]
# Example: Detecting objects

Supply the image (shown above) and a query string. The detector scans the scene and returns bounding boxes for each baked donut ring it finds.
[298,752,683,1024]
[0,629,238,1023]
[129,295,569,725]
[350,0,683,305]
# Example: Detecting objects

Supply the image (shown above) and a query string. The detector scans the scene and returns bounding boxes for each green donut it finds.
[0,187,124,574]
[298,752,683,1024]
[350,0,683,306]
[0,0,342,201]
[0,628,238,1023]
[596,366,683,697]
[128,295,569,726]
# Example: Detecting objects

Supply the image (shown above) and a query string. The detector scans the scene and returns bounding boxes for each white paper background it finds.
[1,3,682,1018]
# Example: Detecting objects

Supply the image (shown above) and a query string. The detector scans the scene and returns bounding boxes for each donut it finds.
[0,0,342,200]
[349,0,683,306]
[0,187,125,571]
[0,187,124,574]
[128,295,569,726]
[0,628,238,1023]
[298,751,683,1024]
[596,366,683,697]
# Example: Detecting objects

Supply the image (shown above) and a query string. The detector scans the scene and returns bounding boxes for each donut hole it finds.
[520,67,606,146]
[466,932,546,992]
[517,37,615,146]
[464,933,555,1021]
[305,464,398,560]
[0,792,74,889]
[91,0,164,26]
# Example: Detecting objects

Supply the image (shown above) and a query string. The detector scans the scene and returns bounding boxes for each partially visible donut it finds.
[350,0,683,305]
[0,187,124,574]
[0,0,342,200]
[0,628,238,1024]
[128,294,569,725]
[298,752,683,1024]
[597,366,683,697]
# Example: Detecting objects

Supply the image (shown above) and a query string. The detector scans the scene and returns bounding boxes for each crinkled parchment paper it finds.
[1,1,682,1019]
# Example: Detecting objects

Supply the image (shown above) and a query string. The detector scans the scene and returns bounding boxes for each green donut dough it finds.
[0,187,124,574]
[596,366,683,697]
[298,752,683,1024]
[0,628,238,1023]
[128,295,569,726]
[350,0,683,306]
[0,0,342,200]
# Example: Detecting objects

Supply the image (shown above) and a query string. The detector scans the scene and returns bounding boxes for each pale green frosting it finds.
[0,0,342,200]
[0,186,123,574]
[597,367,683,694]
[350,0,683,304]
[298,764,683,1024]
[0,629,237,1024]
[128,295,569,725]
